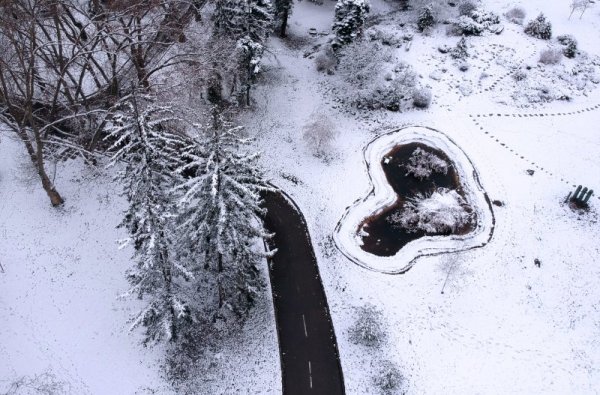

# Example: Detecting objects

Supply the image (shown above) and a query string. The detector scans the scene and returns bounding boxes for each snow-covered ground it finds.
[0,132,279,394]
[2,0,600,393]
[247,0,600,393]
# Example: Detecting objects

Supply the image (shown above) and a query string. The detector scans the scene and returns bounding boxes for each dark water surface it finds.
[359,142,475,257]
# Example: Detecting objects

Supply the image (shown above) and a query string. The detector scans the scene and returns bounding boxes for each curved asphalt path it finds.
[261,190,345,395]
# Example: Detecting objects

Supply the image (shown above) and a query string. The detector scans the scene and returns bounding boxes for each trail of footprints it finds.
[469,103,600,201]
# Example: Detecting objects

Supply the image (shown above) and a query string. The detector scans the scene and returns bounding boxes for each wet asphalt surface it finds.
[262,190,345,395]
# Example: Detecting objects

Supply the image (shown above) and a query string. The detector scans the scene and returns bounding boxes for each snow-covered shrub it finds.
[2,370,70,395]
[353,62,419,111]
[404,147,448,179]
[417,6,435,32]
[389,188,473,234]
[315,47,338,73]
[349,304,386,348]
[302,112,339,158]
[458,0,478,16]
[332,0,371,50]
[524,13,552,40]
[366,27,403,47]
[412,87,432,108]
[557,35,578,58]
[337,41,391,88]
[470,9,500,25]
[512,69,527,81]
[539,48,563,65]
[453,15,483,36]
[451,37,469,59]
[505,6,526,25]
[452,8,500,36]
[373,360,405,395]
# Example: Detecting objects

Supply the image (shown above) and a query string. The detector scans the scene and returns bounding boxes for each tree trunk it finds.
[279,9,289,38]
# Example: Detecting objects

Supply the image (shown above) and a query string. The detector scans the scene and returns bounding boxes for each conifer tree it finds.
[107,93,192,344]
[213,0,274,43]
[175,111,273,321]
[332,0,370,50]
[273,0,294,37]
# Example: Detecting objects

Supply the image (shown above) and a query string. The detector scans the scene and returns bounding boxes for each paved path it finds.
[261,190,345,395]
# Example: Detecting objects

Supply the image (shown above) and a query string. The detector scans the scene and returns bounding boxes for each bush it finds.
[512,69,527,81]
[505,6,526,25]
[315,48,337,73]
[452,8,500,36]
[389,188,473,234]
[524,13,552,40]
[404,147,448,179]
[557,34,578,58]
[332,0,371,50]
[451,37,469,59]
[302,113,339,158]
[337,41,391,89]
[458,0,478,16]
[412,87,432,108]
[453,15,484,36]
[354,62,418,111]
[373,360,404,395]
[539,48,563,65]
[349,304,386,347]
[417,6,435,32]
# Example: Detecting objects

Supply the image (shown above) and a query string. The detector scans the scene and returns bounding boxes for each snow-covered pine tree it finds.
[332,0,370,50]
[524,13,552,40]
[213,0,274,104]
[107,93,192,345]
[175,111,273,322]
[417,5,435,32]
[213,0,274,43]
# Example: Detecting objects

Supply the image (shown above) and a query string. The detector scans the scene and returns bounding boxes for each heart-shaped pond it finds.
[334,126,495,274]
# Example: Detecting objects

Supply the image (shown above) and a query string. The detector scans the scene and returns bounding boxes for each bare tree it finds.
[0,0,204,205]
[302,112,339,159]
[569,0,592,19]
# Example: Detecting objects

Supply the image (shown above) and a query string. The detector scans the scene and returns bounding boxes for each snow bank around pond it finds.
[334,126,494,274]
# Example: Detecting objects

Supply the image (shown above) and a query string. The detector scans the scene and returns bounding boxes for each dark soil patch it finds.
[359,142,475,257]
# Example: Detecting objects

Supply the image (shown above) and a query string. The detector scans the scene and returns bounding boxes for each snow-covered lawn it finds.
[247,0,600,393]
[2,0,600,393]
[0,134,279,394]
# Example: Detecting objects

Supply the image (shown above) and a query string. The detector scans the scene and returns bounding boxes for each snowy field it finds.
[2,0,600,393]
[248,0,600,393]
[0,132,279,394]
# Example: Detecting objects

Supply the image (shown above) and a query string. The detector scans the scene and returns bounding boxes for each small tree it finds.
[332,0,371,50]
[451,37,469,59]
[107,94,192,344]
[417,5,435,32]
[273,0,294,37]
[524,13,552,40]
[373,360,404,395]
[302,113,339,159]
[175,111,273,322]
[349,304,386,347]
[569,0,592,19]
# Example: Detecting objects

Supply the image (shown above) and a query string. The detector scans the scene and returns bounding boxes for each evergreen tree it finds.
[107,94,192,345]
[213,0,274,43]
[213,0,274,105]
[175,112,273,322]
[524,13,552,40]
[332,0,370,50]
[417,5,435,32]
[273,0,293,37]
